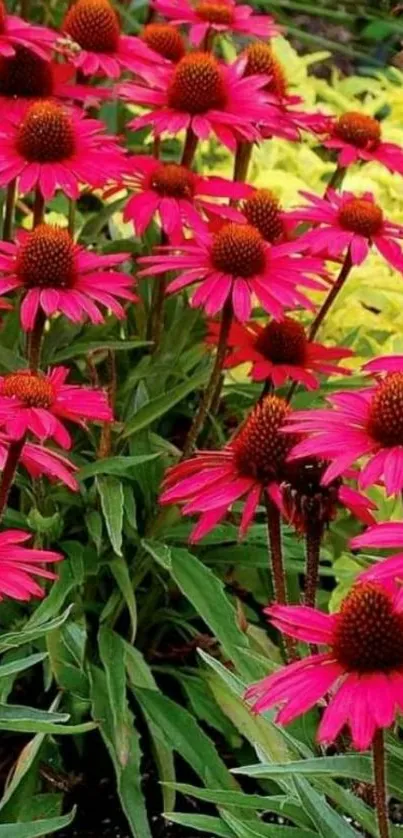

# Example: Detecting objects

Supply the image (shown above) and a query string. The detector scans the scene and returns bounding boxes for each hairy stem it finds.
[181,128,198,168]
[373,730,390,838]
[308,250,352,342]
[33,188,45,229]
[232,142,253,190]
[0,438,25,521]
[304,522,323,609]
[3,180,17,242]
[265,496,297,662]
[181,301,232,461]
[28,309,47,372]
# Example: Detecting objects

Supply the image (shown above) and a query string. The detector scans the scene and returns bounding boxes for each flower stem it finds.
[373,730,390,838]
[150,230,168,353]
[28,309,46,372]
[0,438,25,521]
[265,496,297,662]
[325,164,346,197]
[98,350,116,459]
[304,521,323,608]
[181,128,198,168]
[68,199,76,237]
[232,141,253,188]
[3,180,17,242]
[33,188,45,229]
[308,249,352,342]
[181,300,232,461]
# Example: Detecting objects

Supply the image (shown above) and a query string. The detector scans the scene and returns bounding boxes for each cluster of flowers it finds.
[2,0,403,777]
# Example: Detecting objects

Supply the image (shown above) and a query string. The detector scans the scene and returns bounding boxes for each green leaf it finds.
[0,607,73,650]
[121,368,208,437]
[0,347,25,372]
[0,704,96,735]
[293,776,360,838]
[0,653,47,680]
[109,557,137,643]
[96,476,124,556]
[91,642,152,837]
[53,339,150,363]
[142,540,253,678]
[80,453,159,480]
[0,809,75,837]
[222,812,317,838]
[164,813,233,837]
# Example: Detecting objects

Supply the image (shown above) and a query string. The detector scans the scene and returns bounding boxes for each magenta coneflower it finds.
[61,0,165,79]
[0,0,55,59]
[0,224,136,330]
[120,156,251,239]
[241,189,293,245]
[246,579,403,750]
[323,111,403,175]
[0,49,110,115]
[140,23,186,63]
[0,367,112,449]
[0,432,78,491]
[287,189,403,269]
[0,99,125,199]
[285,356,403,495]
[160,395,299,541]
[153,0,279,46]
[139,220,326,321]
[207,317,352,389]
[0,529,62,601]
[119,52,271,151]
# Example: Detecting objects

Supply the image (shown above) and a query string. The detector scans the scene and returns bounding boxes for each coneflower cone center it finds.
[338,198,383,238]
[0,47,53,99]
[281,458,341,533]
[233,395,296,483]
[367,372,403,447]
[333,112,381,150]
[243,189,284,244]
[211,223,266,278]
[150,163,195,199]
[243,42,287,98]
[2,372,54,409]
[195,1,234,25]
[17,225,76,289]
[168,53,227,114]
[64,0,120,53]
[255,318,307,365]
[142,24,185,62]
[332,582,403,671]
[17,101,76,162]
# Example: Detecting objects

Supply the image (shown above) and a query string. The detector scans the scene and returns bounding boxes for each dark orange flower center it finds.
[63,0,120,53]
[141,23,185,62]
[17,101,76,163]
[338,198,383,238]
[233,395,297,484]
[0,47,54,99]
[243,42,288,99]
[17,224,76,289]
[2,371,54,408]
[242,189,284,244]
[332,582,403,672]
[167,52,227,114]
[333,111,381,150]
[0,2,6,34]
[150,163,195,199]
[254,317,307,366]
[281,458,341,534]
[195,1,234,25]
[367,372,403,448]
[211,222,266,278]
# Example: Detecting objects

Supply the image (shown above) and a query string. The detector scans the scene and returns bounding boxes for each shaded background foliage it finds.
[0,1,403,838]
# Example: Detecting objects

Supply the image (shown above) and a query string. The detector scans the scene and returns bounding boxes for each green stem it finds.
[68,199,76,237]
[372,730,390,838]
[325,164,346,197]
[0,438,25,521]
[232,142,253,188]
[265,496,297,662]
[3,180,17,242]
[28,309,46,372]
[304,522,323,609]
[32,188,45,229]
[308,249,353,342]
[181,301,232,461]
[181,128,198,168]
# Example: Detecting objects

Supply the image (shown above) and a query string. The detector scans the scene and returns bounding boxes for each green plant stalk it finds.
[373,730,390,838]
[33,188,45,229]
[68,198,76,237]
[304,521,323,609]
[2,180,17,242]
[0,437,25,521]
[27,309,47,372]
[308,249,353,342]
[181,128,199,168]
[325,165,346,196]
[181,300,233,460]
[265,496,297,662]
